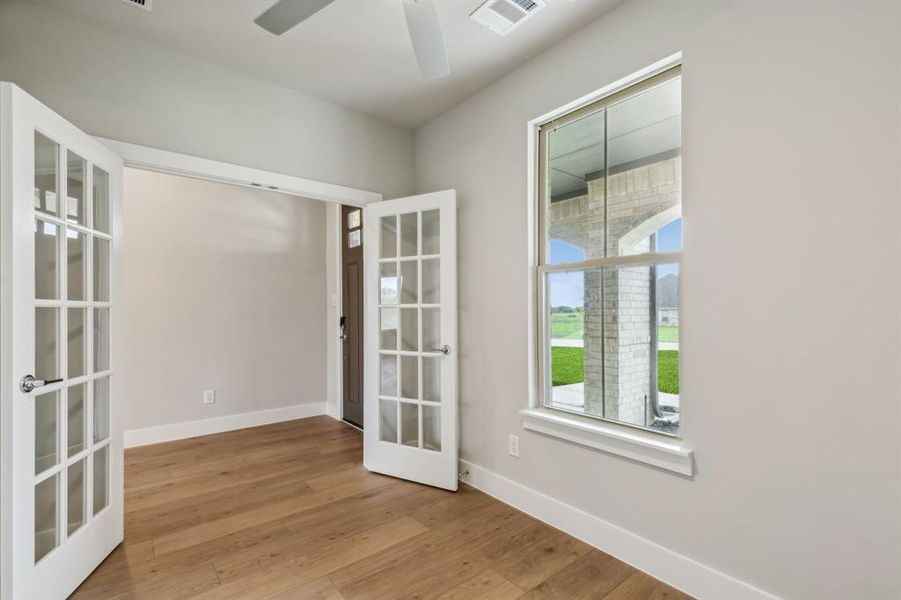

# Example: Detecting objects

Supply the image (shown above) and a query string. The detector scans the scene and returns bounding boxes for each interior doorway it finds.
[341,205,364,428]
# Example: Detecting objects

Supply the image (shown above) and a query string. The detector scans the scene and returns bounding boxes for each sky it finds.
[549,218,681,308]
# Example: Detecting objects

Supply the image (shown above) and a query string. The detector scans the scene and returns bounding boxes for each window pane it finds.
[35,307,59,381]
[93,445,109,515]
[380,355,397,397]
[94,237,110,302]
[422,258,439,304]
[68,458,87,536]
[379,399,398,443]
[422,209,439,255]
[546,270,596,416]
[422,405,441,452]
[35,390,59,474]
[34,132,59,218]
[400,402,419,447]
[93,376,110,443]
[602,262,680,435]
[546,111,604,264]
[35,475,58,562]
[400,260,417,304]
[93,165,110,234]
[68,308,86,379]
[68,383,86,456]
[380,216,397,259]
[400,355,418,400]
[35,220,60,300]
[67,229,87,301]
[400,308,418,351]
[66,150,86,226]
[94,308,110,372]
[380,262,398,305]
[379,308,398,350]
[400,213,417,257]
[606,77,681,257]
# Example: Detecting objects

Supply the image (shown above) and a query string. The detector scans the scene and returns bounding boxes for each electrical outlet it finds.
[203,389,216,405]
[508,434,520,458]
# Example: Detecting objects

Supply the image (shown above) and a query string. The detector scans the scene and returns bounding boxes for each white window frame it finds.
[521,54,694,476]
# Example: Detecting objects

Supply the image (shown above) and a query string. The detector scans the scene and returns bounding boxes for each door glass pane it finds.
[94,307,110,372]
[34,475,58,562]
[423,357,441,403]
[400,260,417,304]
[606,77,681,257]
[67,458,87,536]
[422,258,439,304]
[401,355,418,400]
[422,308,440,350]
[67,228,87,300]
[34,132,59,217]
[66,150,86,225]
[379,262,398,305]
[35,219,60,300]
[379,399,398,443]
[35,390,59,474]
[400,213,417,257]
[93,445,109,515]
[379,355,397,397]
[93,165,110,234]
[423,405,441,451]
[400,308,418,351]
[546,111,604,264]
[379,308,398,350]
[94,237,110,302]
[93,376,110,443]
[347,209,361,229]
[422,209,439,255]
[380,215,397,259]
[348,229,361,248]
[68,308,86,378]
[68,383,86,456]
[400,403,419,447]
[35,307,59,380]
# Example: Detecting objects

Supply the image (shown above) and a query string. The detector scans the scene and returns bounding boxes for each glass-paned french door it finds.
[363,190,457,491]
[2,82,123,599]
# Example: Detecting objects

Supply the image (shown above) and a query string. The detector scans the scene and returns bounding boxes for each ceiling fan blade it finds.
[403,1,450,80]
[254,0,335,36]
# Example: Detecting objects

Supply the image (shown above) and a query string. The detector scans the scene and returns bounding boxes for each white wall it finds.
[0,0,414,199]
[122,168,326,432]
[415,1,901,598]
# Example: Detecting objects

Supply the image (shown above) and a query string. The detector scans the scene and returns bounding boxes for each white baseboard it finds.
[125,402,327,448]
[459,459,780,600]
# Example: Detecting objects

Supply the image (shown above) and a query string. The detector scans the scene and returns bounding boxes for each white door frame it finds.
[94,137,381,431]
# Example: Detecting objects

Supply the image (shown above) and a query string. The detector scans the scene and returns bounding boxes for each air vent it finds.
[470,0,545,36]
[121,0,152,11]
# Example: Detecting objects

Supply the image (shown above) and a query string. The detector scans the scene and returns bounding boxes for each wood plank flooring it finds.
[71,417,692,599]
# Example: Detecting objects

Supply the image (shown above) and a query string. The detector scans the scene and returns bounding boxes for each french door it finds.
[0,83,124,598]
[363,190,457,491]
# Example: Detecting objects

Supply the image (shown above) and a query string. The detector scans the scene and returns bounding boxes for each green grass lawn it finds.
[551,347,679,394]
[549,312,584,339]
[550,313,679,344]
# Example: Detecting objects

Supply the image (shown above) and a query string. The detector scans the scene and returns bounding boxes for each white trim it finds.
[520,408,693,476]
[124,403,326,448]
[459,459,780,600]
[326,203,344,421]
[95,137,382,207]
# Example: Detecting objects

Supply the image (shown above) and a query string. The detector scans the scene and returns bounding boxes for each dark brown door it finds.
[341,205,364,428]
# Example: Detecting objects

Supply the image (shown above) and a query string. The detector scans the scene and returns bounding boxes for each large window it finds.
[537,66,682,436]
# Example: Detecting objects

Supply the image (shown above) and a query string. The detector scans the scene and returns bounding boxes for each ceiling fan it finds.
[254,0,450,80]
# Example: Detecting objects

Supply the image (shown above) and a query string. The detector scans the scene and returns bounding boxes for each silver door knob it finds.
[429,345,451,355]
[20,374,62,393]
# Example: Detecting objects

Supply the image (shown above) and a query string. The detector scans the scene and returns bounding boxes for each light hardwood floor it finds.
[71,416,692,599]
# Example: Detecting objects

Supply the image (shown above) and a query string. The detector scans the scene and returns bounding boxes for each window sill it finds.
[519,408,694,476]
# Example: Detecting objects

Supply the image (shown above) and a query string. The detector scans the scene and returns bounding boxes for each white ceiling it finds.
[48,0,620,129]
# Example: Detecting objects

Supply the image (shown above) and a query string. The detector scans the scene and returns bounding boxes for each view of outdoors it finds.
[543,71,681,434]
